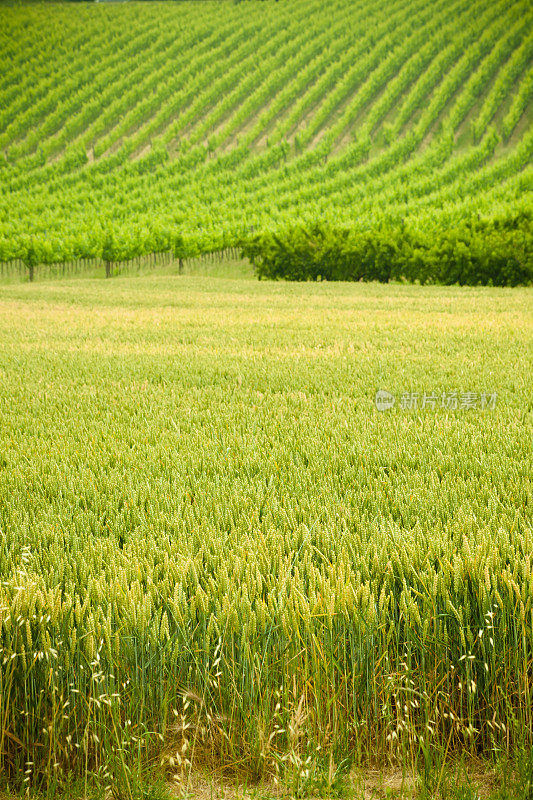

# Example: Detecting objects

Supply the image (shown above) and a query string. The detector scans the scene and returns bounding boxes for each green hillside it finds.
[0,0,532,266]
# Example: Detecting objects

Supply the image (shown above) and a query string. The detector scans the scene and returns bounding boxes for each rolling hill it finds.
[0,0,531,268]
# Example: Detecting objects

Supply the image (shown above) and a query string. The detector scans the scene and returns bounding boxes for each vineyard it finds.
[0,0,532,280]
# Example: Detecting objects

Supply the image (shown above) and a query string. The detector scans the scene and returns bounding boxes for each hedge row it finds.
[241,212,532,286]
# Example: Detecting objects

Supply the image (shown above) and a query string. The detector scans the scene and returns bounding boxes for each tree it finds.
[101,231,115,278]
[22,239,39,282]
[172,232,187,274]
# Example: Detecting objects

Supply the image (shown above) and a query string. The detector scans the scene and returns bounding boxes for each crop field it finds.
[0,275,532,796]
[0,0,532,270]
[1,0,533,796]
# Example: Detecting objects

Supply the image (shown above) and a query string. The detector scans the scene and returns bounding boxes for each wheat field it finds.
[0,274,531,796]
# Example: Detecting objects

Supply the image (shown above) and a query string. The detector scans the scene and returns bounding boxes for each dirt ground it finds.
[167,764,499,799]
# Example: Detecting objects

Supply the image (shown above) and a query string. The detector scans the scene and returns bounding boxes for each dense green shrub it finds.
[242,212,532,286]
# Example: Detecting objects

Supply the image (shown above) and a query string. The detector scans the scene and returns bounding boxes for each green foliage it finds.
[242,213,532,286]
[0,0,531,274]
